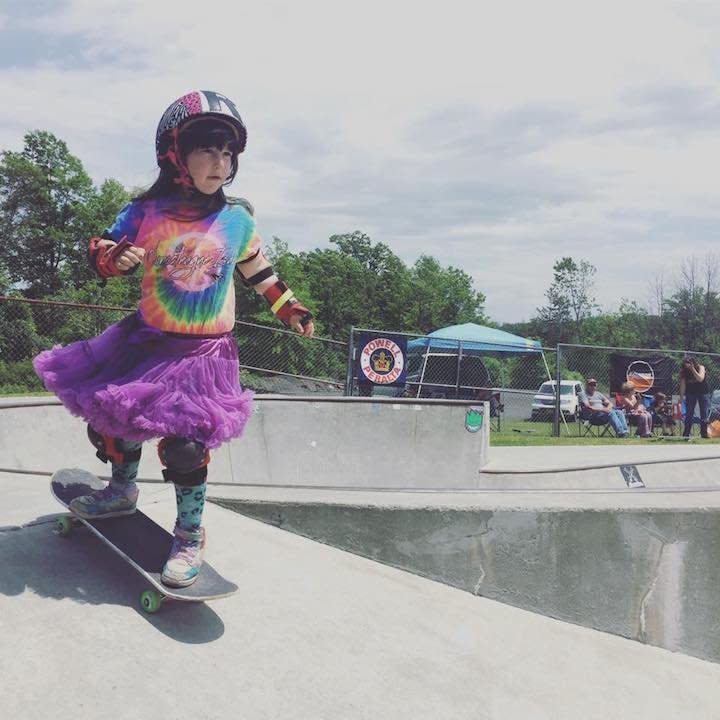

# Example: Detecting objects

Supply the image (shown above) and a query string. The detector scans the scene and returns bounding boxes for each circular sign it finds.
[360,337,405,385]
[626,360,655,392]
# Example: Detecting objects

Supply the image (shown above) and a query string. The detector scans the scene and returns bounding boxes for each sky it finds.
[2,0,720,323]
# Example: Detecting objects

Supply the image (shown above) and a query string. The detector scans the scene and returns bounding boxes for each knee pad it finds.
[87,425,142,465]
[157,437,210,486]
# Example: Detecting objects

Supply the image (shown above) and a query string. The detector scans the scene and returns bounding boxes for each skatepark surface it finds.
[2,397,720,717]
[2,472,720,720]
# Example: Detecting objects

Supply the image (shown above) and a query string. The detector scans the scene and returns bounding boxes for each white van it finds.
[531,380,583,421]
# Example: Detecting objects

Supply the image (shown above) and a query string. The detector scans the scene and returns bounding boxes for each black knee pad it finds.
[157,438,209,486]
[87,425,142,465]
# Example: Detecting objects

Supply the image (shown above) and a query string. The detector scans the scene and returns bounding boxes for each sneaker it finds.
[69,484,138,519]
[161,526,206,588]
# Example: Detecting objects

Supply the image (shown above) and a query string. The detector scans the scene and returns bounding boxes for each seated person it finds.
[649,392,675,436]
[578,378,629,437]
[616,382,653,438]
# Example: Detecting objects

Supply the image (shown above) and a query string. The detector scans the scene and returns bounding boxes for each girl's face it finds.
[185,143,234,195]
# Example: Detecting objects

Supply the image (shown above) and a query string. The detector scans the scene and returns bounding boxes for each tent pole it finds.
[417,343,431,398]
[541,350,553,382]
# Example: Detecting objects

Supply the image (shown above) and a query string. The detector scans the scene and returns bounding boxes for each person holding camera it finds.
[679,357,710,438]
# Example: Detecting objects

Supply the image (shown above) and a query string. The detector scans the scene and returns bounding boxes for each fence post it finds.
[554,344,563,437]
[344,326,355,396]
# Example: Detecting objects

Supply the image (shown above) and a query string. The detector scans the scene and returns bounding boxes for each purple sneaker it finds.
[69,484,138,519]
[161,526,206,588]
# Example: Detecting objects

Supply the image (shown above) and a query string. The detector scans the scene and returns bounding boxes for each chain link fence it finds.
[5,298,715,439]
[0,295,346,396]
[554,343,720,437]
[346,327,557,433]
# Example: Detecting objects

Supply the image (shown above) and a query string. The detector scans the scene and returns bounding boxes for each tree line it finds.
[0,130,487,393]
[504,256,720,354]
[0,130,487,339]
[0,129,714,395]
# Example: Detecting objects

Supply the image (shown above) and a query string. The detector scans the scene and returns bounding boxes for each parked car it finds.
[531,380,583,421]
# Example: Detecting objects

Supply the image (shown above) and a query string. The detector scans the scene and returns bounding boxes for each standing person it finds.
[33,90,315,587]
[578,378,629,437]
[616,382,653,438]
[679,356,710,438]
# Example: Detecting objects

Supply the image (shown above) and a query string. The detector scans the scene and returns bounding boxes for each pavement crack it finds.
[638,540,665,642]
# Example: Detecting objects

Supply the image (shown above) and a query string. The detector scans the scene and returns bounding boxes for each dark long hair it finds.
[135,119,242,220]
[681,356,701,377]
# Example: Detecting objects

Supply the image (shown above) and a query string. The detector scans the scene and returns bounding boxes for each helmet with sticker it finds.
[155,90,247,165]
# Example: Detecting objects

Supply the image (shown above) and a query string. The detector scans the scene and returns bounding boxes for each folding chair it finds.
[476,389,503,432]
[578,412,615,437]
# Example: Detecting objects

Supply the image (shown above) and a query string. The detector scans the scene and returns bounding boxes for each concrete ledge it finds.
[0,396,489,489]
[210,485,720,664]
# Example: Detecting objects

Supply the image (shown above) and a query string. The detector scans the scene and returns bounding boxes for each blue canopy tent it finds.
[406,323,551,401]
[408,323,542,355]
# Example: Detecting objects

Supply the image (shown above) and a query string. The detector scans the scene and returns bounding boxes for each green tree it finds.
[658,256,720,352]
[0,131,96,297]
[236,231,487,342]
[581,300,651,349]
[403,255,487,335]
[269,231,412,339]
[535,257,598,343]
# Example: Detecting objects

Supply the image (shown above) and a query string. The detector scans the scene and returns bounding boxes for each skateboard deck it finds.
[51,468,238,613]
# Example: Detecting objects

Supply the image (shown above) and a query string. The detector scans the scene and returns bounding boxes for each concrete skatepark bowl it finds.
[3,395,720,718]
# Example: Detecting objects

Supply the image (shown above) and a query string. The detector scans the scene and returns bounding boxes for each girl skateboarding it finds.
[34,90,314,587]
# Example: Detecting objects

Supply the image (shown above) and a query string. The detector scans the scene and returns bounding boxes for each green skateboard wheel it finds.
[55,515,74,537]
[140,590,164,614]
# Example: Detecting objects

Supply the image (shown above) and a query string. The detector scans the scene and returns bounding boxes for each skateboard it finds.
[51,468,238,614]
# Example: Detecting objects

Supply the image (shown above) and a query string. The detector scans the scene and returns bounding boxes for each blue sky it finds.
[2,0,720,322]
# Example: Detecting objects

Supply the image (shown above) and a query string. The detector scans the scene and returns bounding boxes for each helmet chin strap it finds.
[158,127,196,190]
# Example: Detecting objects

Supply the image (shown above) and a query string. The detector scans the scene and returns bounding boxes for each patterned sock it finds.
[108,439,142,495]
[175,482,207,532]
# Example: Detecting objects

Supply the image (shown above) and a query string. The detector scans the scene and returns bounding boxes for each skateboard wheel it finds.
[140,590,163,614]
[55,516,74,537]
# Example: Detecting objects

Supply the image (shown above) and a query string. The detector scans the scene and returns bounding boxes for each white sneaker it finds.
[161,526,206,588]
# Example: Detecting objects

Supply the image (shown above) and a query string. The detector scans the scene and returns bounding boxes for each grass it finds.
[490,418,720,446]
[0,390,54,398]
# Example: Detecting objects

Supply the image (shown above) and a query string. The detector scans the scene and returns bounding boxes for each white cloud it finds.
[2,0,720,322]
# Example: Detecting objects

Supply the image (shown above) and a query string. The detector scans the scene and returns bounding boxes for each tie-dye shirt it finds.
[105,198,260,335]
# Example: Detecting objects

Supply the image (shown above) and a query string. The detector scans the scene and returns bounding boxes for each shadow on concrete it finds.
[0,519,226,644]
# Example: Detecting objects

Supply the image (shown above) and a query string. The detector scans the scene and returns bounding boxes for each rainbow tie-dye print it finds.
[105,199,259,335]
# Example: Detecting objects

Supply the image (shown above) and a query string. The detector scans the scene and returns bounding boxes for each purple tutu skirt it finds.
[33,312,253,449]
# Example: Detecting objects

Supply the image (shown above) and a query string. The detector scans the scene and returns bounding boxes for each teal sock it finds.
[175,482,207,532]
[109,439,142,494]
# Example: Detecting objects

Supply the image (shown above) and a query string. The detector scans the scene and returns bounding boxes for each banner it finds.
[609,354,674,395]
[356,333,407,387]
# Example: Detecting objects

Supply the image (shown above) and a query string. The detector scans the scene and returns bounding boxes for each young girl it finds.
[649,392,675,436]
[33,90,314,587]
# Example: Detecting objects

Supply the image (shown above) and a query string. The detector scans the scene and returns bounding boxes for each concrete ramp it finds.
[0,397,489,488]
[2,472,720,719]
[213,449,720,664]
